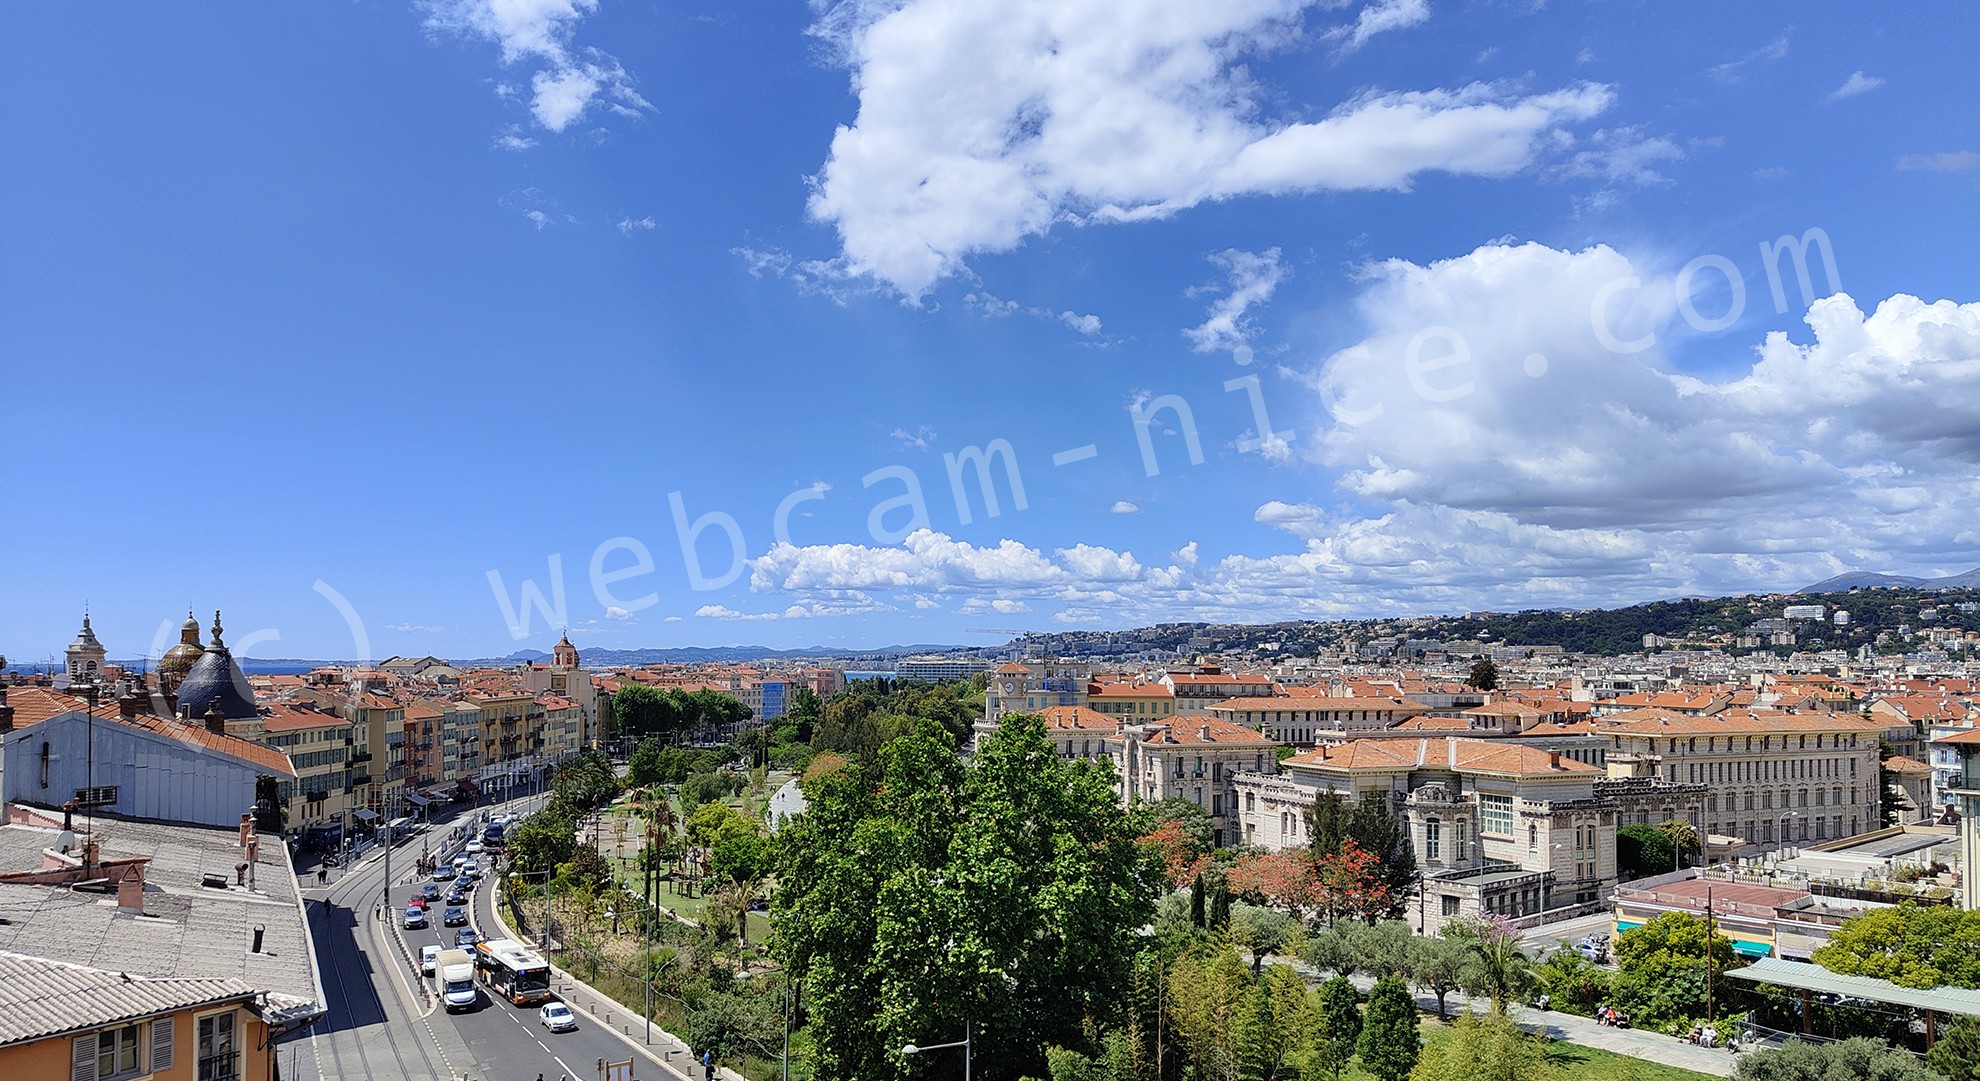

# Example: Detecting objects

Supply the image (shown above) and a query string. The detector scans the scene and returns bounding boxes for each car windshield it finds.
[546,1005,569,1018]
[516,968,550,993]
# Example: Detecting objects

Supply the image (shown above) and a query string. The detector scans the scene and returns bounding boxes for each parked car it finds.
[455,927,479,948]
[420,882,441,902]
[443,905,468,927]
[539,1002,578,1033]
[403,904,427,929]
[420,945,441,976]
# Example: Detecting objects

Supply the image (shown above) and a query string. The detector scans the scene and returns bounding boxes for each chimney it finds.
[238,813,253,849]
[1549,751,1562,770]
[116,865,144,914]
[0,684,12,732]
[81,838,100,874]
[205,702,227,735]
[118,687,143,718]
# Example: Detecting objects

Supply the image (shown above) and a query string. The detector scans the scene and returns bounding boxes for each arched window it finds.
[1528,823,1538,852]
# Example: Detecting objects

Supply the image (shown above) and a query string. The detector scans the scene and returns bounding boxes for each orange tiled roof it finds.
[1389,715,1472,731]
[1284,736,1595,775]
[1597,708,1880,737]
[26,700,298,777]
[1039,705,1119,731]
[1146,715,1279,746]
[260,704,347,732]
[1883,755,1933,774]
[3,686,89,727]
[1213,694,1425,713]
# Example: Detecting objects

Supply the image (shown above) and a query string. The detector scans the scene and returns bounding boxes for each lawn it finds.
[1338,1019,1720,1081]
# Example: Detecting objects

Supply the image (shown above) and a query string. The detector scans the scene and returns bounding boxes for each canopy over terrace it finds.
[1725,957,1980,1048]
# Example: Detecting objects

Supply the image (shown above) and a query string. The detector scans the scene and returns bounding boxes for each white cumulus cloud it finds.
[1184,248,1288,354]
[1826,71,1884,102]
[805,0,1614,298]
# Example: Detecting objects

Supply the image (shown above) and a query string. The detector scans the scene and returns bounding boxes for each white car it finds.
[539,1002,578,1033]
[464,840,484,855]
[420,945,441,976]
[462,860,481,879]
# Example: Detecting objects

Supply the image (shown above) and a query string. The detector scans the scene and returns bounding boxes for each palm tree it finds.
[1657,817,1701,871]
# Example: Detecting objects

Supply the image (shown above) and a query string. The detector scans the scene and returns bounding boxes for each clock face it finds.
[1003,682,1014,692]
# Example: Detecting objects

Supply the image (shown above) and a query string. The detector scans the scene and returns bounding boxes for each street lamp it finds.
[1780,811,1799,848]
[902,1022,971,1081]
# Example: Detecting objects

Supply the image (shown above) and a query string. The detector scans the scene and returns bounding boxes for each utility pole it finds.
[1704,883,1715,1022]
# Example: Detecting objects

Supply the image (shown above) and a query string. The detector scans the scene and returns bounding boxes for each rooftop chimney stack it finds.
[1549,751,1562,769]
[205,702,227,735]
[115,866,144,915]
[238,813,253,849]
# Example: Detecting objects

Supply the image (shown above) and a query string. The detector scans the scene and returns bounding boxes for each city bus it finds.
[474,938,552,1006]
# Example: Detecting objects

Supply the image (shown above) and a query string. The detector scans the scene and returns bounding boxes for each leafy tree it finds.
[627,737,693,786]
[1190,875,1207,928]
[1410,1009,1551,1081]
[1466,658,1500,692]
[1344,920,1418,982]
[683,987,780,1065]
[1611,911,1744,1030]
[1314,976,1363,1081]
[1656,818,1701,870]
[1358,975,1421,1081]
[1616,824,1677,880]
[506,808,578,878]
[1042,1045,1111,1081]
[681,769,741,815]
[773,714,1160,1080]
[1734,1036,1948,1081]
[614,683,680,743]
[1147,796,1217,853]
[1167,940,1258,1081]
[1447,916,1533,1013]
[1928,1016,1980,1081]
[1532,945,1611,1015]
[1228,849,1321,920]
[1411,934,1471,1020]
[1255,963,1320,1080]
[1207,875,1231,932]
[1813,903,1980,989]
[1302,926,1355,979]
[1228,902,1300,975]
[1304,791,1417,919]
[1314,840,1394,925]
[1142,819,1211,890]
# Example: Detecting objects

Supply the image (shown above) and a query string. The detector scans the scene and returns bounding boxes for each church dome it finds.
[158,611,206,682]
[175,612,257,721]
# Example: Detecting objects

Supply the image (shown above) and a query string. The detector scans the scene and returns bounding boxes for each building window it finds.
[75,786,119,807]
[1528,823,1539,853]
[91,1024,143,1080]
[1481,795,1513,836]
[1442,895,1461,917]
[197,1012,236,1081]
[1426,819,1441,862]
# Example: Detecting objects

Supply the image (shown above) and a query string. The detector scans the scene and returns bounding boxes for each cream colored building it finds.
[1030,707,1281,847]
[1208,694,1426,746]
[245,704,354,833]
[1597,708,1883,848]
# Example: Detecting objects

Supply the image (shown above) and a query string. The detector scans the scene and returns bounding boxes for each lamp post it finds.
[1780,811,1798,849]
[902,1022,970,1081]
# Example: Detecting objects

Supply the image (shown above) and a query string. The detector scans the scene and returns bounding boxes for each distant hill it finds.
[466,643,974,667]
[1799,566,1980,593]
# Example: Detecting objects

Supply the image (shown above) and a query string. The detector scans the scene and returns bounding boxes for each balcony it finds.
[351,751,373,763]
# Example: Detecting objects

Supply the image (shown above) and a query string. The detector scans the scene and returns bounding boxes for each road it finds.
[293,794,696,1081]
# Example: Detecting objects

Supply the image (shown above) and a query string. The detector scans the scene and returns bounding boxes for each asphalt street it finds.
[293,794,695,1081]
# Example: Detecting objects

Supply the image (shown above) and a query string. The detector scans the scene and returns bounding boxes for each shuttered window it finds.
[151,1016,175,1071]
[71,1034,97,1081]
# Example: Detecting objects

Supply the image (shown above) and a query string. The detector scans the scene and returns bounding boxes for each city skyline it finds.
[5,3,1977,657]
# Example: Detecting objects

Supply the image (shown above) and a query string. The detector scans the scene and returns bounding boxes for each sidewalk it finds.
[1286,961,1737,1078]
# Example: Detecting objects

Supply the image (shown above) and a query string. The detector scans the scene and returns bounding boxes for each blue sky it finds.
[4,1,1977,661]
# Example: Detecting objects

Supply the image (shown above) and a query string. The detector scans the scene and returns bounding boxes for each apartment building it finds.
[1208,694,1426,745]
[1031,707,1280,846]
[897,656,991,682]
[1939,729,1980,909]
[0,952,273,1081]
[252,704,353,834]
[403,699,446,789]
[1160,667,1274,706]
[443,700,482,786]
[1599,708,1883,848]
[1086,681,1175,719]
[467,691,537,781]
[539,695,583,761]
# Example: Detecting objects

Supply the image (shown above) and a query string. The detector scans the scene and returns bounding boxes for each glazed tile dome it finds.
[175,612,257,720]
[158,612,206,682]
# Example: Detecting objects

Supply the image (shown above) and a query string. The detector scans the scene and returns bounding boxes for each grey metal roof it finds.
[1724,957,1980,1016]
[0,813,322,1025]
[0,951,256,1046]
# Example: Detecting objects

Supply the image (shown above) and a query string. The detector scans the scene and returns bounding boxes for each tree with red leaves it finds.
[1313,840,1392,926]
